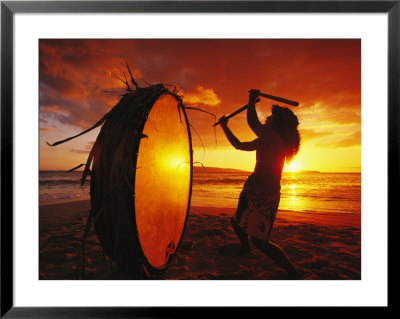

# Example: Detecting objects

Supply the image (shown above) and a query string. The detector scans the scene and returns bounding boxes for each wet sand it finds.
[39,200,361,280]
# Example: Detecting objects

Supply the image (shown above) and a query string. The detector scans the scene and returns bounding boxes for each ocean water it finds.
[39,170,361,214]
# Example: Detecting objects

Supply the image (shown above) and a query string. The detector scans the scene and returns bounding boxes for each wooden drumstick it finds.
[213,91,299,126]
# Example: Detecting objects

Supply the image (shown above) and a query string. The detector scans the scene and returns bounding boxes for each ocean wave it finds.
[193,178,246,185]
[39,179,90,186]
[281,193,360,201]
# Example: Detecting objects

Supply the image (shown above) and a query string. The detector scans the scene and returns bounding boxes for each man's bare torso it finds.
[253,127,285,192]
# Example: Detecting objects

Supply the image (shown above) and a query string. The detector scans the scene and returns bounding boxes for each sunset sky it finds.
[39,39,361,173]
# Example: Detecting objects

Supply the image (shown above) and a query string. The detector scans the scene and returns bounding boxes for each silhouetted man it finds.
[219,89,302,279]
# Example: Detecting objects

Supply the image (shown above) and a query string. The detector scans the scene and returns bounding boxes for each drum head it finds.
[135,94,192,268]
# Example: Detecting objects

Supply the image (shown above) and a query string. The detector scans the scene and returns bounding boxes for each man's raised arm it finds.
[247,90,264,137]
[219,116,258,151]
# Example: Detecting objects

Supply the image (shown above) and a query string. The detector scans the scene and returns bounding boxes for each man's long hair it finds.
[270,105,300,163]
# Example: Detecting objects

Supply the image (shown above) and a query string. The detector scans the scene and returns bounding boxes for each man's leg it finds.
[250,236,301,278]
[231,192,250,251]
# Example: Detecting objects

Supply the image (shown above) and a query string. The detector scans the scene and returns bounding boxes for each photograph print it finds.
[39,39,361,280]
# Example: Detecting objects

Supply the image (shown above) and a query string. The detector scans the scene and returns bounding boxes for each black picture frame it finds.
[1,1,396,317]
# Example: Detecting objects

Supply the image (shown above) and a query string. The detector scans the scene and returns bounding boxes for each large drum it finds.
[89,85,193,278]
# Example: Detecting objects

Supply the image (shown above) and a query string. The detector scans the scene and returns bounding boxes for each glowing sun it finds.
[284,160,301,173]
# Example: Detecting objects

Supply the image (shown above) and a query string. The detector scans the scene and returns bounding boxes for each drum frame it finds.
[88,86,193,278]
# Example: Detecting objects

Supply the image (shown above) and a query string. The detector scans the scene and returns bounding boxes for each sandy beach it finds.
[39,200,361,280]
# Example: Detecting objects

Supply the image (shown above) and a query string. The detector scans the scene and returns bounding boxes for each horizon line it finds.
[39,166,361,174]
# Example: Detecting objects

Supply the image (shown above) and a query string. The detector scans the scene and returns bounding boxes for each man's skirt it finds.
[233,175,280,241]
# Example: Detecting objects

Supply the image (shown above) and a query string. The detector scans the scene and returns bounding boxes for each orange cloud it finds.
[69,141,95,155]
[315,130,361,148]
[182,86,221,107]
[300,129,332,142]
[70,149,90,154]
[43,105,64,113]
